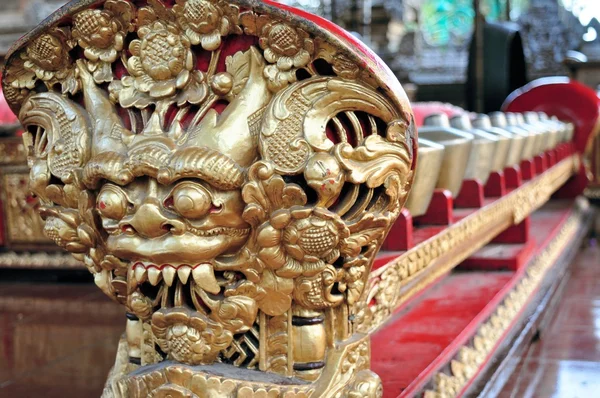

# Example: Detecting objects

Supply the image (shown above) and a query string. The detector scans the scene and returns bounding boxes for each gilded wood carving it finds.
[2,1,415,396]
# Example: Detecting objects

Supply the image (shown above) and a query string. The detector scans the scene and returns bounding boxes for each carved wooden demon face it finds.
[3,0,415,394]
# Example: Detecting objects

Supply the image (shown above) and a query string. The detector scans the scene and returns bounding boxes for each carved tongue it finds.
[192,264,221,294]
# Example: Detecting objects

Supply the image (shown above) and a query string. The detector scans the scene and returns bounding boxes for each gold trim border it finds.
[362,155,578,334]
[422,199,588,398]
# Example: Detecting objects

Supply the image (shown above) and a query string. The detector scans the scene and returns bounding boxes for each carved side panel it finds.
[2,0,415,396]
[0,167,52,247]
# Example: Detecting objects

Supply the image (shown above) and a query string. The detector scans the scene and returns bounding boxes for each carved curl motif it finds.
[3,0,415,396]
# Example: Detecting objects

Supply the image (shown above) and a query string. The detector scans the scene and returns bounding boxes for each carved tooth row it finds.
[187,226,250,238]
[131,263,221,292]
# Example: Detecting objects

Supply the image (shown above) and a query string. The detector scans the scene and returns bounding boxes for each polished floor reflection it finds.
[500,242,600,397]
[0,281,124,396]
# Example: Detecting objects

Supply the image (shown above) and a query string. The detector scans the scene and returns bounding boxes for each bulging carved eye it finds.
[169,182,212,219]
[97,185,128,220]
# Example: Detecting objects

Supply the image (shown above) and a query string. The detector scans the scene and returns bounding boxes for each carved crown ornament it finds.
[2,0,415,396]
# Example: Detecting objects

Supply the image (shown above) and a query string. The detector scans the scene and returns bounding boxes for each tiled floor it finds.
[500,242,600,398]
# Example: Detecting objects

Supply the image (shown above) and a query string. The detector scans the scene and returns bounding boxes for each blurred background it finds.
[1,0,600,107]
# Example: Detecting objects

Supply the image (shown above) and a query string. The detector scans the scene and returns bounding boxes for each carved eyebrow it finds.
[82,148,246,191]
[155,147,246,190]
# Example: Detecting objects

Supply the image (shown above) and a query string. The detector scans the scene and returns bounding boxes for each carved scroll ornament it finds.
[3,1,415,396]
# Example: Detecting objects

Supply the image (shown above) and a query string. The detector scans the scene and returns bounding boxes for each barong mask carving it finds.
[3,0,415,395]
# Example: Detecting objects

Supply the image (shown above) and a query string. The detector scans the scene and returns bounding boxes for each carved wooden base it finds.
[103,333,380,398]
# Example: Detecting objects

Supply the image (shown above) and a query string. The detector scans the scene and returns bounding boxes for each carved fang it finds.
[192,264,220,294]
[177,266,192,285]
[148,268,162,286]
[134,265,147,284]
[162,266,176,287]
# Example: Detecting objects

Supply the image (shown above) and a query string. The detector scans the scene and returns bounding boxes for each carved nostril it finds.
[161,220,186,235]
[121,224,136,235]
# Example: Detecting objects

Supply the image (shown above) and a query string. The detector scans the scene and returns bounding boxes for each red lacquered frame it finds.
[503,77,600,197]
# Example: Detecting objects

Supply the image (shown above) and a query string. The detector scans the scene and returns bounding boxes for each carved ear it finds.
[19,92,92,182]
[259,76,413,218]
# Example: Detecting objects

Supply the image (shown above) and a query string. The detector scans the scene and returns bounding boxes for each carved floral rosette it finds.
[2,0,415,396]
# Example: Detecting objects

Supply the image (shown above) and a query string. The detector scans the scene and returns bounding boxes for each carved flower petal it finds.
[169,57,184,76]
[263,48,278,64]
[302,260,327,277]
[188,314,208,331]
[121,75,135,86]
[256,225,282,247]
[277,56,294,71]
[147,64,172,81]
[185,51,194,71]
[150,80,177,98]
[129,39,142,56]
[93,62,114,84]
[275,258,303,278]
[324,248,341,264]
[134,74,154,93]
[293,49,311,68]
[258,37,269,50]
[170,324,188,338]
[34,69,48,80]
[270,210,291,229]
[258,246,287,269]
[185,28,202,45]
[151,312,168,328]
[201,32,222,51]
[191,341,207,355]
[84,48,100,62]
[114,33,124,51]
[176,79,208,106]
[164,310,193,324]
[291,207,312,220]
[138,26,151,38]
[219,18,229,36]
[175,69,190,89]
[285,244,305,261]
[99,48,118,63]
[127,56,145,77]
